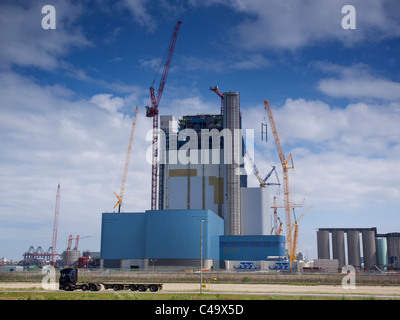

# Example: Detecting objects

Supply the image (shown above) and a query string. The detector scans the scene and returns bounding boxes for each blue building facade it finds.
[219,235,286,262]
[101,209,224,268]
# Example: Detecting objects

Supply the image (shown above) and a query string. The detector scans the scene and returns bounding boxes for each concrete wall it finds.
[241,187,270,236]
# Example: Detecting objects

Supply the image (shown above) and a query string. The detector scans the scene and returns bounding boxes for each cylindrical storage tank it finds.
[387,233,400,264]
[223,92,241,236]
[376,237,388,267]
[332,230,345,268]
[347,231,361,269]
[317,230,330,259]
[62,250,80,266]
[362,230,376,270]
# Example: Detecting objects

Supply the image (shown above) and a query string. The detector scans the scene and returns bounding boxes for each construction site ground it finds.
[1,281,400,299]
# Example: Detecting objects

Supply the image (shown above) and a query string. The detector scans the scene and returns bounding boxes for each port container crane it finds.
[146,21,182,210]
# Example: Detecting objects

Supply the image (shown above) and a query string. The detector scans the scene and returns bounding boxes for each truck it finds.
[59,268,163,292]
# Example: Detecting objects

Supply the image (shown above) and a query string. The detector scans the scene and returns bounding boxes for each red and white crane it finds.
[146,21,182,210]
[50,183,60,266]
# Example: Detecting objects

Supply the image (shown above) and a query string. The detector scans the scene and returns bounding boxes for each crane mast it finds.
[290,206,312,262]
[146,21,182,210]
[114,106,139,212]
[264,99,294,260]
[50,183,60,266]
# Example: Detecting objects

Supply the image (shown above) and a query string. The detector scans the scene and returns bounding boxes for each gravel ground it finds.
[1,282,400,296]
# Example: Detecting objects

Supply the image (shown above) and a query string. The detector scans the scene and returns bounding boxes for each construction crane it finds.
[146,21,182,210]
[290,206,312,262]
[50,183,61,266]
[272,196,304,236]
[245,151,280,188]
[264,99,295,262]
[210,86,223,114]
[114,106,139,213]
[65,235,91,265]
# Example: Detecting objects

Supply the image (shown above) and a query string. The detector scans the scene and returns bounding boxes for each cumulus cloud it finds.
[0,71,152,256]
[189,0,400,50]
[316,63,400,100]
[120,0,156,32]
[241,97,400,213]
[0,0,91,70]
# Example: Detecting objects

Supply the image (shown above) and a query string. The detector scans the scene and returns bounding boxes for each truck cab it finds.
[59,268,78,290]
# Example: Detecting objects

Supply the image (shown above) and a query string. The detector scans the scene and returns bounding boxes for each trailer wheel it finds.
[129,284,137,291]
[113,284,120,291]
[149,285,158,292]
[138,284,147,292]
[81,284,88,291]
[89,284,98,291]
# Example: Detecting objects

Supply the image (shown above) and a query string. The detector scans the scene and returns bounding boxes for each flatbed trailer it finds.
[59,268,163,292]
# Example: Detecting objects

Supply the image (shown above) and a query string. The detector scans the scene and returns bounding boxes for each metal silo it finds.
[362,230,376,270]
[332,230,345,268]
[317,230,330,259]
[376,237,388,267]
[387,233,400,265]
[347,230,361,269]
[223,92,241,235]
[62,250,80,266]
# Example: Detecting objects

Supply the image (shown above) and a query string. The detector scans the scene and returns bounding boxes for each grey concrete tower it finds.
[362,230,377,269]
[317,230,330,259]
[347,230,361,269]
[332,230,346,268]
[223,92,241,235]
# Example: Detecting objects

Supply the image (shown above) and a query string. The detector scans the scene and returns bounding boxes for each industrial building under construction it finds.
[100,91,286,270]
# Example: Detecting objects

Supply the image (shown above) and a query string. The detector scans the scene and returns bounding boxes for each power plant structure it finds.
[317,228,400,271]
[100,22,285,270]
[100,90,286,270]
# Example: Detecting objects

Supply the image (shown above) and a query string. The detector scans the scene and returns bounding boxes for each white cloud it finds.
[0,71,153,259]
[241,97,400,214]
[0,1,91,70]
[189,0,400,50]
[316,64,400,100]
[91,94,125,113]
[121,0,156,32]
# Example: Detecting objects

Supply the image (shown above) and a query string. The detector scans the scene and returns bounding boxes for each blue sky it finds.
[1,0,400,262]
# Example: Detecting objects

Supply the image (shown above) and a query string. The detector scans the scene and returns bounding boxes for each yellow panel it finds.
[209,176,224,205]
[169,169,197,177]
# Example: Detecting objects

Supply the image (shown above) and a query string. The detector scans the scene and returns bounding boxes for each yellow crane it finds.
[114,106,139,213]
[290,206,312,262]
[264,99,295,261]
[271,196,304,235]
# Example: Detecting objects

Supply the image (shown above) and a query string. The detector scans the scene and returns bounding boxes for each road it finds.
[1,282,400,299]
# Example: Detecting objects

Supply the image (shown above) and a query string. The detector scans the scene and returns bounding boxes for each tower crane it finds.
[114,106,139,213]
[264,99,295,262]
[50,183,61,266]
[65,235,91,265]
[210,86,223,114]
[146,21,182,210]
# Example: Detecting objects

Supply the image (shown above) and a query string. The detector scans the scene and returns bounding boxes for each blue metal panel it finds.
[100,209,224,261]
[219,235,286,261]
[100,213,146,259]
[145,209,223,260]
